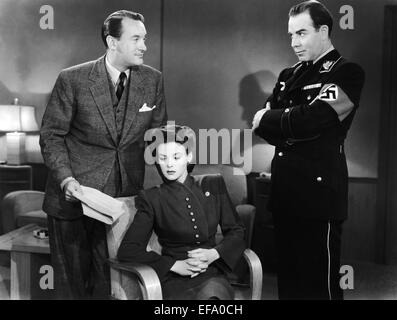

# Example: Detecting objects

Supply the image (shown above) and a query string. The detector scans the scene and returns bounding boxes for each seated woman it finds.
[117,124,246,300]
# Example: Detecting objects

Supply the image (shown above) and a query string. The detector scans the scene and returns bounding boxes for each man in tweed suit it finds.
[40,10,167,299]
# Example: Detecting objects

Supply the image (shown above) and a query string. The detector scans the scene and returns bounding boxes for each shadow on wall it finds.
[231,70,277,173]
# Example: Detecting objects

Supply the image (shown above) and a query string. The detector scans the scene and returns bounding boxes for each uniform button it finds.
[190,212,194,216]
[284,108,290,113]
[187,204,192,209]
[196,241,201,245]
[278,152,283,157]
[192,218,196,222]
[193,225,198,229]
[205,191,210,197]
[316,176,322,182]
[195,234,199,238]
[185,197,190,201]
[307,95,311,100]
[289,100,293,104]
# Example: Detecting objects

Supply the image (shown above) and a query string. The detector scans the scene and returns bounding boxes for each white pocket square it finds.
[139,103,156,112]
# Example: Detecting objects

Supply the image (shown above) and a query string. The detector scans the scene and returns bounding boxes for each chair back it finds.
[107,196,161,261]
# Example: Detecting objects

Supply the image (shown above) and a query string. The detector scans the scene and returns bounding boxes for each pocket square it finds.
[139,103,156,112]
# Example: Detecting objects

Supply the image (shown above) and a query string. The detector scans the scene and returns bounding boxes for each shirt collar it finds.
[105,55,130,87]
[313,45,335,64]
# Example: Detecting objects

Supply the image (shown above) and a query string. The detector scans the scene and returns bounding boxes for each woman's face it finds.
[157,142,192,183]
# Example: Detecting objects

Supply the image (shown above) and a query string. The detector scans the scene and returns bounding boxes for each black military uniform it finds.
[117,174,246,300]
[255,49,365,300]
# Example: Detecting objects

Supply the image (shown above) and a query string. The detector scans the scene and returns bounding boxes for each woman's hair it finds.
[147,124,196,173]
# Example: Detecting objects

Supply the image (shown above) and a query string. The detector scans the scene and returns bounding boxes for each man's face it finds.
[113,18,147,68]
[288,11,325,62]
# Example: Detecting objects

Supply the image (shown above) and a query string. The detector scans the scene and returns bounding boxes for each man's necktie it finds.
[116,72,127,101]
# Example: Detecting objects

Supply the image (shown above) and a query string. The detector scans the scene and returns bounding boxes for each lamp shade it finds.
[0,105,39,132]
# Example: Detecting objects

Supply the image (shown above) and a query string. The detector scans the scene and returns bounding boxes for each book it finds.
[74,186,126,225]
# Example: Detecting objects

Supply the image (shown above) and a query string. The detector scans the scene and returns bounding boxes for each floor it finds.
[1,255,397,300]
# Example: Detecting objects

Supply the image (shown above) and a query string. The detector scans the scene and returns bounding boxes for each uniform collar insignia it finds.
[319,57,342,73]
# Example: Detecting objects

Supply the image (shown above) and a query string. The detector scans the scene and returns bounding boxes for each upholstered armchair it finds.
[1,190,46,235]
[107,164,263,300]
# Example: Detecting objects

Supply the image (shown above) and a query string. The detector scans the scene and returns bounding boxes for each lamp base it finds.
[6,132,26,165]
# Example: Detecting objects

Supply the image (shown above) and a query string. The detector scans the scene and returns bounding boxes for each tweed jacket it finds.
[40,56,167,219]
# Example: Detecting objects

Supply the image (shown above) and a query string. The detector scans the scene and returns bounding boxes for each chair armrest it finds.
[236,204,256,248]
[243,248,263,300]
[108,258,163,300]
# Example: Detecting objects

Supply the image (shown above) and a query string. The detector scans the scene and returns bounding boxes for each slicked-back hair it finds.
[101,10,145,48]
[289,1,333,36]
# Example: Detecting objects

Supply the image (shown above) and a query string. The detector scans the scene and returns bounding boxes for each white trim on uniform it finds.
[327,221,332,300]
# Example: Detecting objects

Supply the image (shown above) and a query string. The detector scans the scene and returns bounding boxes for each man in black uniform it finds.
[252,0,365,300]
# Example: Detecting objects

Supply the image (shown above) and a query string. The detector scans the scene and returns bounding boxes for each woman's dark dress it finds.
[117,174,246,300]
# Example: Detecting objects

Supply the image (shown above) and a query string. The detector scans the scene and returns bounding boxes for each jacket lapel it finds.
[89,56,118,145]
[120,66,146,144]
[286,49,342,94]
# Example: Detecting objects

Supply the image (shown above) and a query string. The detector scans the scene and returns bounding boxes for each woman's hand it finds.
[187,248,220,266]
[170,259,208,277]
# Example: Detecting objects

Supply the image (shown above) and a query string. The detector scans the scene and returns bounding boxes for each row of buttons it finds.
[186,196,200,244]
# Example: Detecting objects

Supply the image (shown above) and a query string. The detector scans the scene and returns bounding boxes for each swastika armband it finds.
[317,83,355,121]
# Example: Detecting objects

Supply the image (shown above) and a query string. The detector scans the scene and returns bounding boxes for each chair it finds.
[107,165,263,300]
[1,190,46,235]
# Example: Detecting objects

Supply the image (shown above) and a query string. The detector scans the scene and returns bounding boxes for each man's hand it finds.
[252,104,271,130]
[170,259,208,277]
[64,179,83,202]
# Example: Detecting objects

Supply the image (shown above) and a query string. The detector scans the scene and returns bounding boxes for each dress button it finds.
[316,176,322,182]
[205,191,210,197]
[193,225,198,229]
[185,197,190,201]
[192,218,196,222]
[195,234,199,238]
[278,152,283,157]
[284,108,290,113]
[190,212,194,216]
[187,204,192,209]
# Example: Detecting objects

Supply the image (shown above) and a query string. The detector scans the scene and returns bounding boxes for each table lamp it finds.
[0,99,39,165]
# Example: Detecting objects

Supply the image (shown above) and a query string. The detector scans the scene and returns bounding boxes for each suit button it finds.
[278,152,283,157]
[307,95,312,100]
[284,108,290,113]
[193,225,198,229]
[205,191,210,197]
[195,234,199,238]
[192,218,196,222]
[196,241,201,245]
[316,177,322,182]
[289,100,293,105]
[185,197,190,201]
[190,212,194,216]
[187,204,192,209]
